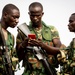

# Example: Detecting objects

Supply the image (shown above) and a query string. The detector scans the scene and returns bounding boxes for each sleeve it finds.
[49,25,60,39]
[16,30,26,45]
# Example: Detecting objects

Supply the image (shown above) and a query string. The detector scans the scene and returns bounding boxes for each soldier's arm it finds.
[16,31,28,62]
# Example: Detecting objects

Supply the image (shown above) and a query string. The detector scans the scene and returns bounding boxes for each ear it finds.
[3,12,8,18]
[42,12,44,15]
[28,12,30,15]
[42,12,44,16]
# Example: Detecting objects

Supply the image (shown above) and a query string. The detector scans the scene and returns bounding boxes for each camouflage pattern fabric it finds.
[17,21,60,75]
[60,38,75,75]
[0,29,18,75]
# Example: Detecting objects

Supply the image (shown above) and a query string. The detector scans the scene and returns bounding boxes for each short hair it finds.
[71,13,75,16]
[2,4,19,14]
[29,2,43,11]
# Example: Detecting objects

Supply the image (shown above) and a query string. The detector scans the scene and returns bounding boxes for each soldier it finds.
[16,2,66,75]
[60,13,75,75]
[0,4,20,75]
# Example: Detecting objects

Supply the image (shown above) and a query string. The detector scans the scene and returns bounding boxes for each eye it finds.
[12,16,19,19]
[69,20,74,23]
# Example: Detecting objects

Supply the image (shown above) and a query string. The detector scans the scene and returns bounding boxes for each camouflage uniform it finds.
[60,38,75,75]
[0,24,18,75]
[17,21,60,75]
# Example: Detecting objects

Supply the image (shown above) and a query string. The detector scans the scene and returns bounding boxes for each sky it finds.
[0,0,75,75]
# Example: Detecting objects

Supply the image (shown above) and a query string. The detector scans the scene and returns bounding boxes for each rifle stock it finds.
[0,25,13,75]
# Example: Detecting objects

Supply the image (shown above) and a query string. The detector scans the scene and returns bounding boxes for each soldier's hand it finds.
[21,37,29,48]
[28,39,42,47]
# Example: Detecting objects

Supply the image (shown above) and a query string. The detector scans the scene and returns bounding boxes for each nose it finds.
[68,24,69,26]
[34,16,37,20]
[68,22,70,26]
[15,18,19,23]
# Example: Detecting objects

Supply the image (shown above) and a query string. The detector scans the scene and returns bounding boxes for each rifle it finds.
[0,25,13,75]
[17,23,57,75]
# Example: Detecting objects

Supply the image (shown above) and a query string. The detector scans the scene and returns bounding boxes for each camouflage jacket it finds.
[17,21,60,75]
[61,38,75,75]
[0,24,18,75]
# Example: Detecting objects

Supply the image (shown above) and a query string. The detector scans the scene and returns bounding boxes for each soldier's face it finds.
[5,9,20,28]
[68,15,75,32]
[28,6,44,26]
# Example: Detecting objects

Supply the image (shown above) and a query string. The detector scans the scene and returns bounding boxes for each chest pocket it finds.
[42,27,52,41]
[29,26,52,42]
